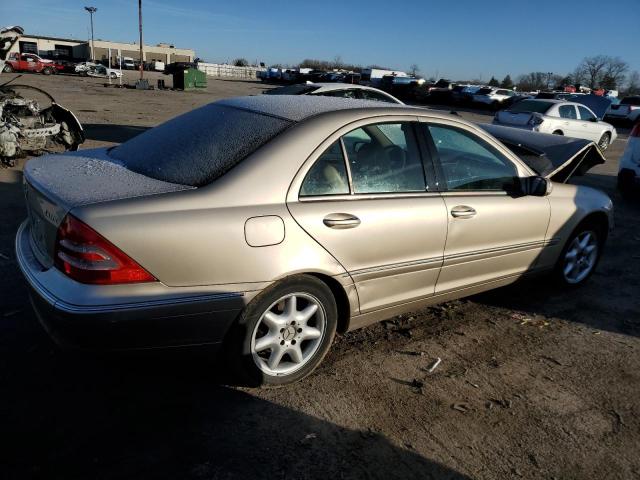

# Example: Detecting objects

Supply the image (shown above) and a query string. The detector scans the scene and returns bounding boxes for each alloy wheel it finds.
[598,133,610,150]
[563,231,598,284]
[251,293,326,376]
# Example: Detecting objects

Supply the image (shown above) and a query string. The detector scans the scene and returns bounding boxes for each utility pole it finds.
[84,6,97,61]
[138,0,144,80]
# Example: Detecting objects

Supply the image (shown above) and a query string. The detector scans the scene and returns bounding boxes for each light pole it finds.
[138,0,144,80]
[84,6,97,61]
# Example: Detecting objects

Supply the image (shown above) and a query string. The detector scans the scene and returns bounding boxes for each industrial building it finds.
[8,34,195,65]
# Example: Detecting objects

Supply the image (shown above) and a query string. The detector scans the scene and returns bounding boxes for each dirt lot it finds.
[1,73,639,480]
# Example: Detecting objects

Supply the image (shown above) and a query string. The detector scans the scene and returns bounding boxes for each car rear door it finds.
[418,119,550,294]
[557,104,582,137]
[287,118,448,313]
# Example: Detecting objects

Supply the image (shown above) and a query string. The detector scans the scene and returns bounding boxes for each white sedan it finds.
[493,99,617,150]
[473,87,516,108]
[264,82,403,104]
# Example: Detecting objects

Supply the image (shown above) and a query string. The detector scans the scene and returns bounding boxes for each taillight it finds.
[54,215,156,285]
[631,122,640,138]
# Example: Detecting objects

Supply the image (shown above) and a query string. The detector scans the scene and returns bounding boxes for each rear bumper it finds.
[16,222,245,350]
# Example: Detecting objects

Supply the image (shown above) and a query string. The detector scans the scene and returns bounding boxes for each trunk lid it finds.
[479,123,605,183]
[23,148,193,268]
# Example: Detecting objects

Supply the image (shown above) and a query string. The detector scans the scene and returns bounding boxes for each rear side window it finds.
[359,90,397,103]
[346,123,426,194]
[559,105,577,119]
[426,124,518,192]
[315,89,358,99]
[300,141,349,196]
[109,104,292,187]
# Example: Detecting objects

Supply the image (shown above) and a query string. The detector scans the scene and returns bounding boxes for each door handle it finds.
[323,213,361,229]
[450,205,477,218]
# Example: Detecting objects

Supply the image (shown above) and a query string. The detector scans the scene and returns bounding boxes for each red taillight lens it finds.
[631,123,640,138]
[54,215,156,285]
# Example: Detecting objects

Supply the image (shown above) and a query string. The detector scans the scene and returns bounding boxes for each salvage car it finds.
[617,119,640,199]
[605,96,640,124]
[493,99,617,150]
[264,82,403,104]
[86,64,122,79]
[17,96,612,386]
[473,87,516,109]
[3,52,59,75]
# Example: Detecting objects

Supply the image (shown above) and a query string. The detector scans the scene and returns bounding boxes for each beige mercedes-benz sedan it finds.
[17,95,613,385]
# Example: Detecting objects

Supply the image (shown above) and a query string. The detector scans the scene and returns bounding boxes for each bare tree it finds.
[628,71,640,95]
[516,72,549,91]
[332,55,343,70]
[575,55,629,89]
[409,64,420,77]
[603,56,629,87]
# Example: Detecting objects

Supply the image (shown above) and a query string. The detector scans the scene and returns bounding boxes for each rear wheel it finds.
[227,275,337,386]
[42,67,53,75]
[552,130,564,135]
[110,72,117,79]
[3,64,14,73]
[554,220,604,286]
[597,132,611,151]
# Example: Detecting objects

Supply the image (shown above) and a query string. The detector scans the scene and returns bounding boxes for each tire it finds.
[597,132,611,151]
[226,274,337,386]
[110,72,117,79]
[3,64,14,73]
[553,219,606,287]
[552,130,564,135]
[42,67,53,75]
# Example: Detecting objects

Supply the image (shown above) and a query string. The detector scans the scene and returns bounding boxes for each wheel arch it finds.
[306,272,352,333]
[576,211,609,244]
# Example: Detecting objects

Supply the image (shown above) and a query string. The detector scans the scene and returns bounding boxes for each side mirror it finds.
[590,117,598,122]
[525,176,552,196]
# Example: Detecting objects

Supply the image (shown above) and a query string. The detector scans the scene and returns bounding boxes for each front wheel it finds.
[42,67,53,75]
[3,64,14,73]
[227,275,337,386]
[598,132,611,151]
[554,222,604,286]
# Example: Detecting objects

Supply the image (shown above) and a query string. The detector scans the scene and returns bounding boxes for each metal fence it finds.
[197,62,266,80]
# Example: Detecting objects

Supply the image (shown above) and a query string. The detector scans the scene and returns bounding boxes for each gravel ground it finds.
[0,73,638,480]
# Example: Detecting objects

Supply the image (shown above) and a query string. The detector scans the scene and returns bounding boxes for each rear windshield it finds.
[507,100,553,114]
[476,88,493,95]
[621,97,640,105]
[265,84,319,95]
[109,104,292,187]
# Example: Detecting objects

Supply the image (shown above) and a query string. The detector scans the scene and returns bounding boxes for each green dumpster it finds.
[173,67,207,90]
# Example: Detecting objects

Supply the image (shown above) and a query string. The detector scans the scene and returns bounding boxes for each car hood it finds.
[567,94,612,120]
[479,124,605,183]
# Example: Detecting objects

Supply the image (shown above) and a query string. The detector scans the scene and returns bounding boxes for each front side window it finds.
[426,124,518,192]
[300,141,349,197]
[344,123,426,194]
[578,106,597,121]
[559,105,577,119]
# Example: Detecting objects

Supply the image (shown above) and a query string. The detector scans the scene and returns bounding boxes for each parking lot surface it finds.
[1,73,639,480]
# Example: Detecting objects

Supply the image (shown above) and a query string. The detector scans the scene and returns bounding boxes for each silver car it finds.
[16,96,613,385]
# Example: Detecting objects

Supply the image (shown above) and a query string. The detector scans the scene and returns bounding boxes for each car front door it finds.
[577,106,601,142]
[287,119,448,313]
[419,120,551,294]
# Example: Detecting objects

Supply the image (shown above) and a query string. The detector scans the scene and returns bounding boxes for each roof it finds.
[309,82,379,91]
[218,95,406,122]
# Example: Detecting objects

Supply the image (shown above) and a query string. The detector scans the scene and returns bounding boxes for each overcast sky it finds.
[2,0,639,81]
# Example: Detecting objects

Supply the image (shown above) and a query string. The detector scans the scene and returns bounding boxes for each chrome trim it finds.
[350,256,442,282]
[299,191,442,202]
[16,221,244,315]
